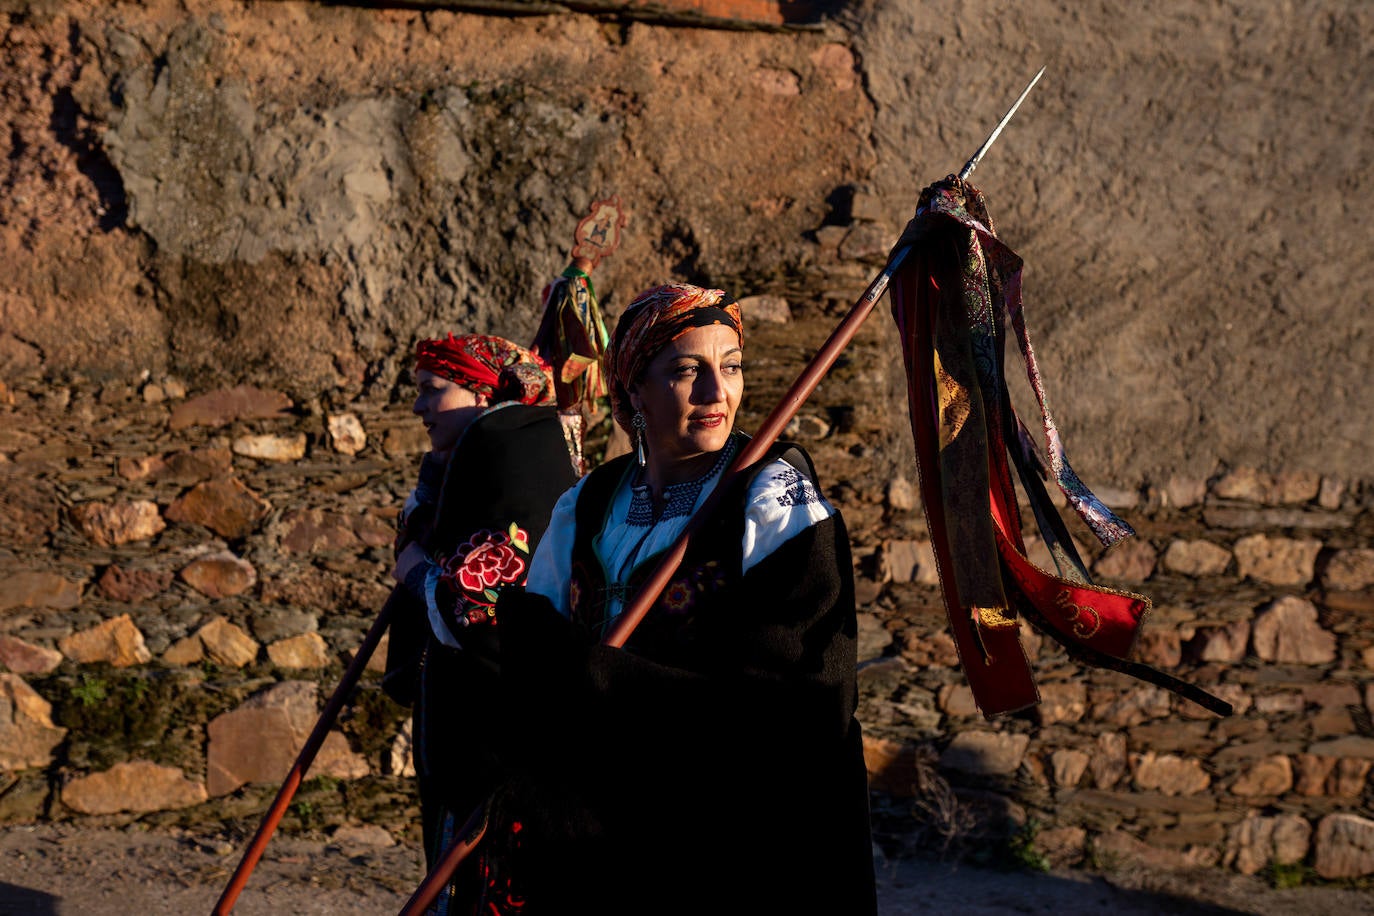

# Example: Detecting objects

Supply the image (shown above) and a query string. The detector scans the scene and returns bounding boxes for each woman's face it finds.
[413,369,487,457]
[630,323,743,478]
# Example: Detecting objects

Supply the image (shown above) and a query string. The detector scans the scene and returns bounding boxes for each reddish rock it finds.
[266,632,331,669]
[1131,752,1211,796]
[120,447,234,484]
[278,508,362,554]
[1323,548,1374,591]
[355,631,390,674]
[1233,533,1322,586]
[165,478,269,539]
[326,413,367,456]
[1318,477,1346,510]
[0,473,60,547]
[1135,629,1182,668]
[195,617,260,668]
[738,293,791,324]
[884,476,916,512]
[939,730,1029,776]
[1224,814,1311,875]
[1161,539,1232,576]
[1048,749,1089,788]
[1213,467,1320,505]
[381,424,429,458]
[862,735,920,797]
[1297,755,1372,799]
[1037,681,1087,724]
[353,510,397,548]
[95,565,173,602]
[0,673,68,770]
[1331,759,1372,798]
[0,570,83,611]
[878,538,939,585]
[1314,813,1374,879]
[70,499,165,546]
[232,432,307,462]
[162,634,204,666]
[1255,693,1304,714]
[1090,732,1129,789]
[205,680,368,796]
[1091,685,1172,726]
[1161,476,1207,509]
[329,823,396,850]
[1192,620,1250,662]
[168,385,292,430]
[1092,537,1156,583]
[179,551,257,599]
[1296,754,1338,796]
[0,635,62,674]
[61,760,208,815]
[1251,596,1337,664]
[936,683,979,718]
[900,628,959,668]
[57,614,152,667]
[1035,825,1088,868]
[1094,828,1218,870]
[1229,754,1293,797]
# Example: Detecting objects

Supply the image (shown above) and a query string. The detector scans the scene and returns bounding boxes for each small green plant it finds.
[290,799,319,825]
[71,675,108,708]
[1007,819,1051,873]
[1266,860,1309,889]
[124,676,150,703]
[304,774,340,794]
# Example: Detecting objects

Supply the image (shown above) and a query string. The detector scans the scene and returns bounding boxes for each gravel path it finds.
[2,823,1371,915]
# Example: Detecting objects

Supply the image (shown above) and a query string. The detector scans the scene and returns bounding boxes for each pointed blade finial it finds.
[959,66,1046,181]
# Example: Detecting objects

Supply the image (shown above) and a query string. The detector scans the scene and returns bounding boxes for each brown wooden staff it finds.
[213,198,630,914]
[211,588,400,915]
[397,252,915,915]
[398,68,1047,915]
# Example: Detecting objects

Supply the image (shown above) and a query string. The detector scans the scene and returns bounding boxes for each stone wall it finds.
[1,0,1371,891]
[0,301,1370,882]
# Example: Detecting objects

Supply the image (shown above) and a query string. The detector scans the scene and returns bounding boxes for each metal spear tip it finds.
[958,66,1047,182]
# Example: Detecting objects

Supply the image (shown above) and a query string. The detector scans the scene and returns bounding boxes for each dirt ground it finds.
[1,823,1371,915]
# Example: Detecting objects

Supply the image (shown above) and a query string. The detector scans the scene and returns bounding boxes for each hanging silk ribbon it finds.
[889,175,1231,719]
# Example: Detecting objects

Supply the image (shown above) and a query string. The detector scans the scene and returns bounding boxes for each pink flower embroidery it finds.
[442,526,530,601]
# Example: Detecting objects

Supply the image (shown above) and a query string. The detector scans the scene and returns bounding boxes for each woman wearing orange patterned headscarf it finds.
[487,283,877,914]
[384,332,574,912]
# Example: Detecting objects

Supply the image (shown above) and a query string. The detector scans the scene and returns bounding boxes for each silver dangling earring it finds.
[632,410,647,468]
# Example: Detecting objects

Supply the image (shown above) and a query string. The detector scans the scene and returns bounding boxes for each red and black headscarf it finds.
[415,333,555,407]
[607,283,743,432]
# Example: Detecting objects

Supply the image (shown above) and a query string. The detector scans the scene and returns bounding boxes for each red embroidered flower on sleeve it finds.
[439,524,531,612]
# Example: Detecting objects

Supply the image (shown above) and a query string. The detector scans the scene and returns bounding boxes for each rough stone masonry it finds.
[0,0,1371,889]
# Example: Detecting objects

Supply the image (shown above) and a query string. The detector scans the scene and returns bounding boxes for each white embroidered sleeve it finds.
[741,459,836,574]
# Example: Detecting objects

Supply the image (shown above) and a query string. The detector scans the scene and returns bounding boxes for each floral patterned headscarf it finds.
[607,283,743,432]
[415,333,555,406]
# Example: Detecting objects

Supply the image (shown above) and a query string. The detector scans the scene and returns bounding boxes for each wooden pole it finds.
[211,591,398,915]
[396,67,1046,914]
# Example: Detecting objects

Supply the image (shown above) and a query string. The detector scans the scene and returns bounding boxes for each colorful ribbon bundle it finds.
[889,175,1230,718]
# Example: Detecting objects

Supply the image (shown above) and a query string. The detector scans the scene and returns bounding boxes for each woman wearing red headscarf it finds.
[384,333,577,912]
[487,285,877,914]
